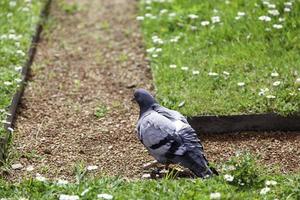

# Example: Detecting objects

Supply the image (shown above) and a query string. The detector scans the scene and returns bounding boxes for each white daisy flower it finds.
[188,14,199,19]
[284,7,291,12]
[181,67,189,71]
[224,174,234,182]
[210,192,221,200]
[15,66,22,71]
[59,194,80,200]
[145,13,153,18]
[169,64,177,68]
[7,13,13,18]
[192,70,200,75]
[136,16,144,21]
[160,9,168,14]
[190,26,197,31]
[265,180,277,186]
[267,4,276,9]
[16,50,25,56]
[262,1,270,6]
[266,95,276,99]
[260,187,271,195]
[9,1,17,7]
[273,24,283,29]
[223,71,230,76]
[170,36,180,43]
[213,9,219,13]
[57,179,69,186]
[22,7,30,12]
[258,16,271,22]
[152,53,158,57]
[284,2,292,7]
[273,81,281,86]
[152,36,164,44]
[146,47,155,53]
[36,173,47,182]
[97,194,113,199]
[4,81,12,86]
[201,21,210,26]
[168,12,176,17]
[211,16,220,23]
[271,72,279,77]
[237,12,246,16]
[258,88,270,96]
[268,9,280,16]
[237,82,245,87]
[227,165,236,171]
[208,72,218,76]
[155,48,162,52]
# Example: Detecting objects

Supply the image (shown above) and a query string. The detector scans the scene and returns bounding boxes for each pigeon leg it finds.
[143,160,159,170]
[165,164,170,170]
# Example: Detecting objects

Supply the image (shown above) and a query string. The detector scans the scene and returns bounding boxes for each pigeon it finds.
[133,88,217,178]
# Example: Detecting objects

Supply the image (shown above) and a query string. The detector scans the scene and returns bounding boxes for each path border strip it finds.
[0,0,52,162]
[188,113,300,134]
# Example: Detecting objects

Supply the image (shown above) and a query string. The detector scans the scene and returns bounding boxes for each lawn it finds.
[139,0,300,116]
[0,154,300,199]
[0,0,43,137]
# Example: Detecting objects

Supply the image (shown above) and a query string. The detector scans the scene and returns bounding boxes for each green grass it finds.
[139,0,300,116]
[0,0,43,137]
[1,153,300,199]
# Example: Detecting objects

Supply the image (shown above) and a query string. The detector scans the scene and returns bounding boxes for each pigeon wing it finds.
[174,126,213,177]
[137,111,187,163]
[152,104,188,124]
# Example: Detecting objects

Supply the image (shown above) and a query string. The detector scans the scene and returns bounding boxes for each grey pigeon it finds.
[133,89,217,178]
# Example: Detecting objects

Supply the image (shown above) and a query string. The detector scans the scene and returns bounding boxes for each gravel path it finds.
[11,0,153,180]
[8,0,300,181]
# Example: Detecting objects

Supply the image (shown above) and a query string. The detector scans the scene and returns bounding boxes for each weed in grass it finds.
[73,79,81,91]
[222,152,265,189]
[94,104,108,119]
[22,149,41,161]
[118,53,129,63]
[123,27,134,38]
[42,16,56,39]
[59,1,80,15]
[111,100,122,109]
[94,51,103,65]
[163,168,180,180]
[40,165,50,174]
[73,161,87,184]
[98,21,111,30]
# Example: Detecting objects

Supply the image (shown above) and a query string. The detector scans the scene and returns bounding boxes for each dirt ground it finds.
[7,0,300,181]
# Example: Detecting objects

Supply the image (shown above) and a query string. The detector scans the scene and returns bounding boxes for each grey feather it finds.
[152,104,188,124]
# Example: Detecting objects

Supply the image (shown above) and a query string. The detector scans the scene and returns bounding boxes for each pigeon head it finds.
[133,89,157,114]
